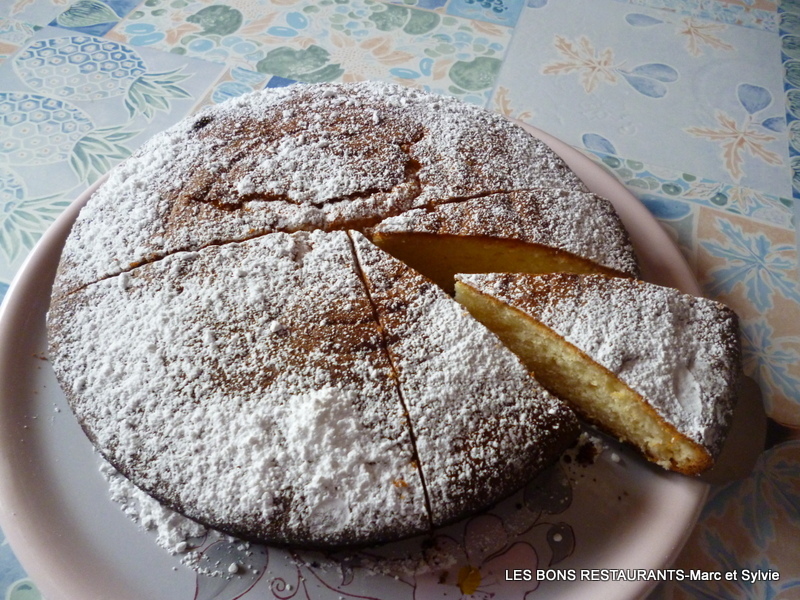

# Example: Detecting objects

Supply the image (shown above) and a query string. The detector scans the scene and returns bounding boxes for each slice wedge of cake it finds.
[370,189,639,293]
[454,272,741,475]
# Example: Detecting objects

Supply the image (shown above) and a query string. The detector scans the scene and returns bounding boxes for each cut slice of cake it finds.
[454,272,741,475]
[370,189,639,293]
[349,232,579,525]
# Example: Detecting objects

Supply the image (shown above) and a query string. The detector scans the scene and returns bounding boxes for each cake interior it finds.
[454,281,713,475]
[371,232,625,294]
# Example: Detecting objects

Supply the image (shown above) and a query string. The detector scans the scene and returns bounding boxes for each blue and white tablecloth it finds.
[1,0,799,597]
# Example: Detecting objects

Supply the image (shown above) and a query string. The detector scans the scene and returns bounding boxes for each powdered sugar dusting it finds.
[49,230,429,548]
[102,461,208,557]
[457,273,740,457]
[46,82,631,552]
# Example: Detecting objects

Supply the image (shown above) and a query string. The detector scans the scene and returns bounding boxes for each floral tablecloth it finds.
[1,0,799,598]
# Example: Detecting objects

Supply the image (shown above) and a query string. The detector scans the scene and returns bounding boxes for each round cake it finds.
[47,81,634,550]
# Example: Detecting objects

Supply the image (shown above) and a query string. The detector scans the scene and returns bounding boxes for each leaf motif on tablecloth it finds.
[739,83,773,115]
[761,116,786,132]
[114,0,509,102]
[124,68,192,119]
[700,217,800,310]
[492,86,533,121]
[741,320,800,406]
[628,63,678,83]
[0,165,67,262]
[70,125,139,184]
[359,36,415,66]
[686,110,783,182]
[55,0,120,28]
[368,3,440,35]
[541,35,618,93]
[625,13,663,27]
[678,18,734,57]
[542,36,677,97]
[620,63,677,98]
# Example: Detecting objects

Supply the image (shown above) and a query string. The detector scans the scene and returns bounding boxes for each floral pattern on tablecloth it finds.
[0,25,219,282]
[496,0,789,198]
[650,440,800,600]
[103,0,510,104]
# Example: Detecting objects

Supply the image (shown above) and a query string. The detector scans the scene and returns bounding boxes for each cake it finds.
[47,221,579,550]
[48,229,579,548]
[46,81,654,550]
[454,272,741,475]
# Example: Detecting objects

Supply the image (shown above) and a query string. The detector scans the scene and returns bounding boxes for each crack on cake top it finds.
[179,104,427,211]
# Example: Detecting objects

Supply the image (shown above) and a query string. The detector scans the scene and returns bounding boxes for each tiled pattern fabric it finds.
[0,0,798,598]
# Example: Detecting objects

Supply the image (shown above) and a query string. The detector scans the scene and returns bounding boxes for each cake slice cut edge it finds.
[370,232,633,294]
[454,273,740,476]
[369,189,641,294]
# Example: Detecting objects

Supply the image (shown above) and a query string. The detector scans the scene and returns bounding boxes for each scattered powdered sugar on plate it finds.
[100,460,212,567]
[99,454,459,581]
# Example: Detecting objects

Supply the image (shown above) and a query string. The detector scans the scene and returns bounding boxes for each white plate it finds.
[0,126,708,600]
